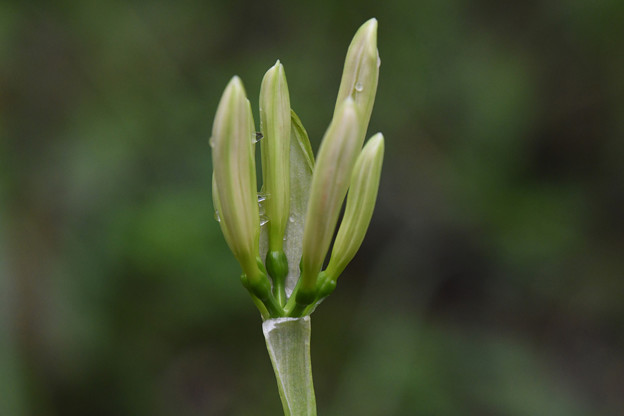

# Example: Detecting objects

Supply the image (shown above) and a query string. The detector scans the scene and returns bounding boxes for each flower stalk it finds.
[263,317,316,416]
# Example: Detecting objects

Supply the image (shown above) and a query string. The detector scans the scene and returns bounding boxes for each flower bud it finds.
[334,18,379,141]
[299,98,361,292]
[212,174,234,251]
[325,133,384,280]
[260,60,292,252]
[211,76,261,281]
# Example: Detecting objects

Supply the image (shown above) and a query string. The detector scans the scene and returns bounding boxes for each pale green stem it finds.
[262,317,317,416]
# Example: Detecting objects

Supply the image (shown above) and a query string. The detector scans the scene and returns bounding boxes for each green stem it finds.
[283,279,301,316]
[250,295,271,320]
[283,279,316,317]
[266,250,289,307]
[273,278,287,307]
[263,292,285,317]
[262,316,317,416]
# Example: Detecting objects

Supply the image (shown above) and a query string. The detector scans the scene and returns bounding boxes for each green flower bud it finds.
[325,133,384,280]
[266,250,289,285]
[212,174,235,252]
[210,19,384,319]
[334,18,379,139]
[260,60,292,252]
[315,271,337,299]
[211,76,261,282]
[299,98,361,293]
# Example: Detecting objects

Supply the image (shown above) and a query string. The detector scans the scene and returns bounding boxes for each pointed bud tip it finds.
[361,133,384,161]
[350,18,378,51]
[363,18,378,31]
[224,76,246,97]
[264,60,286,80]
[369,132,384,148]
[275,60,285,75]
[360,18,378,42]
[228,75,243,86]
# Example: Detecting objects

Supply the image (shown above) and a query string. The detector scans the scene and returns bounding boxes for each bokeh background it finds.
[2,0,623,415]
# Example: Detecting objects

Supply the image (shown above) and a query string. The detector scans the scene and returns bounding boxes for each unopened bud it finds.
[299,98,361,292]
[211,76,261,281]
[334,18,379,142]
[325,133,384,280]
[260,61,292,252]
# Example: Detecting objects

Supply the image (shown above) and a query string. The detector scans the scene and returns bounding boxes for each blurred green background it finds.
[1,0,623,415]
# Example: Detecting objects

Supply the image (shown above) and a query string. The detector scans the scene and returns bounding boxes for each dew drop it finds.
[253,132,263,143]
[355,82,364,92]
[214,210,221,222]
[259,215,269,226]
[377,53,381,68]
[209,137,215,148]
[258,193,267,214]
[288,215,295,223]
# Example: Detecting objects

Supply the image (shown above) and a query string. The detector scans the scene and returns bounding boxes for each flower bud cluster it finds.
[211,19,384,318]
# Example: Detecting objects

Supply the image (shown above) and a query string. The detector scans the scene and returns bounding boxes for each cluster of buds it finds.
[210,19,384,318]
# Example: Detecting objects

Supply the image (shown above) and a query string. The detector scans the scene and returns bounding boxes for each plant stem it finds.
[273,278,287,307]
[262,316,316,415]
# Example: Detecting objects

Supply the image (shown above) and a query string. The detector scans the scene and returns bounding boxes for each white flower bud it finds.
[211,76,260,279]
[334,18,379,141]
[260,60,292,252]
[325,133,384,280]
[299,98,361,292]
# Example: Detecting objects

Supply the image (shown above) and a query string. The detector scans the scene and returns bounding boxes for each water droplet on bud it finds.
[253,132,263,143]
[259,215,269,226]
[209,137,215,147]
[258,193,268,214]
[214,210,221,222]
[355,82,364,92]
